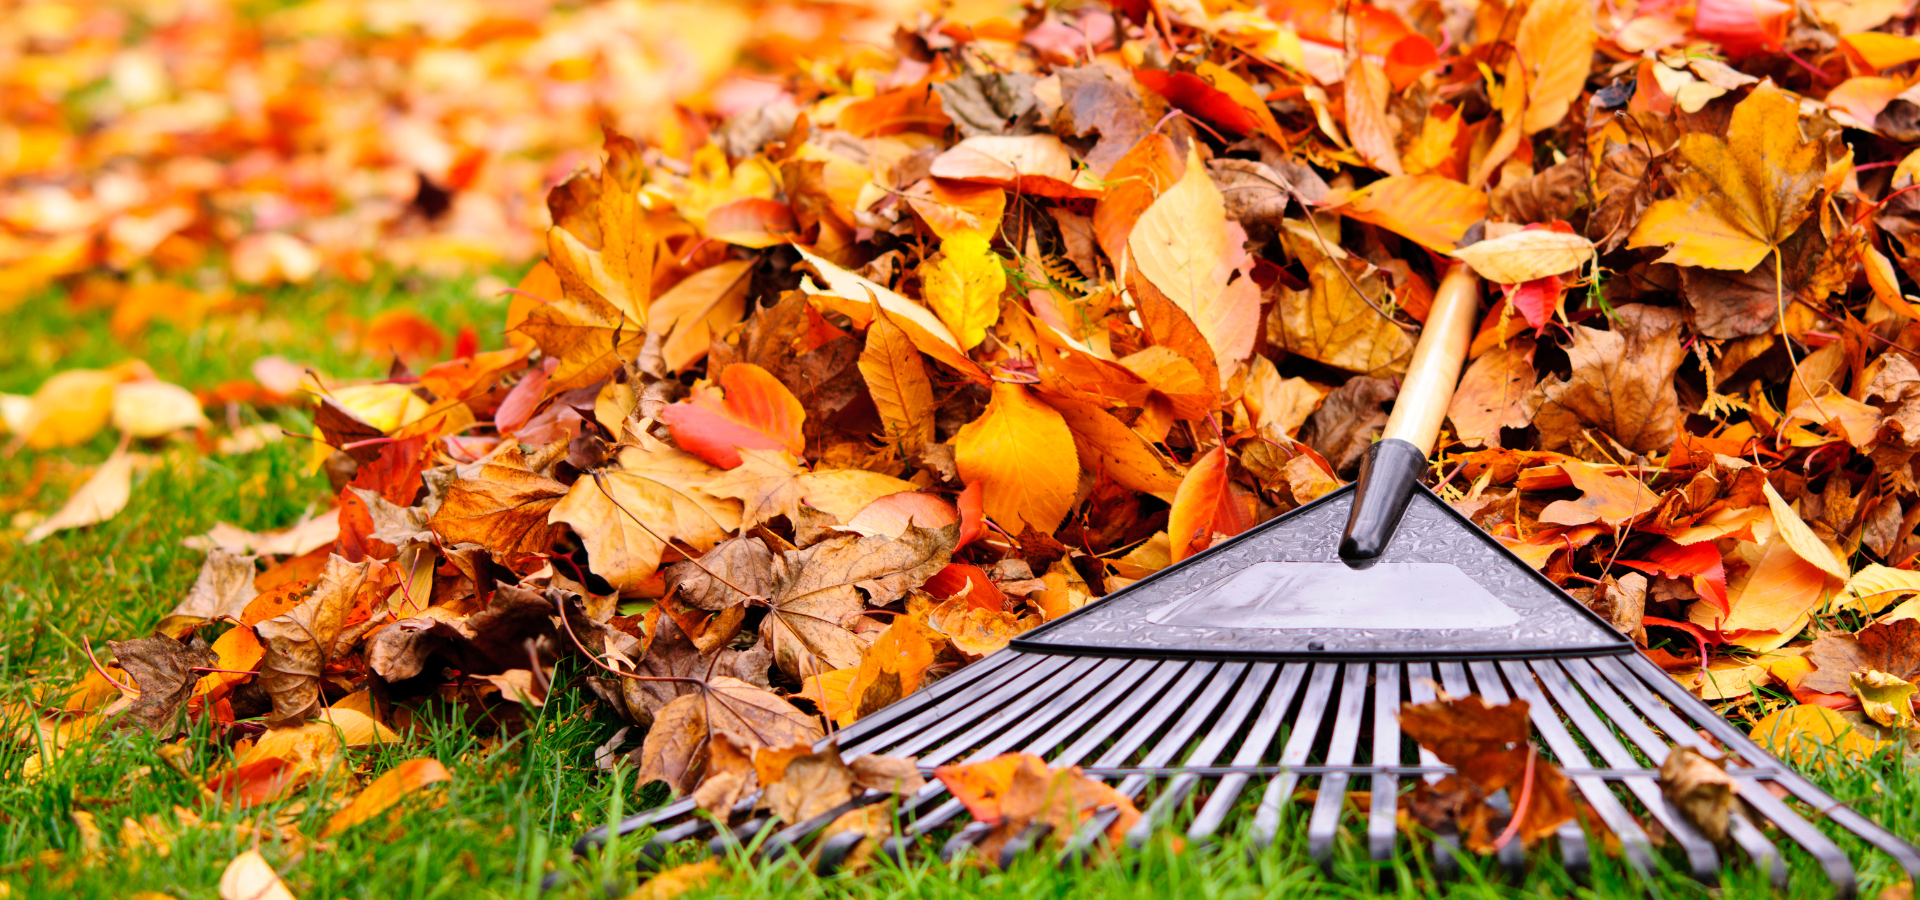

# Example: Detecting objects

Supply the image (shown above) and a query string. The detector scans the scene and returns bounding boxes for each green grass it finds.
[2,275,1917,899]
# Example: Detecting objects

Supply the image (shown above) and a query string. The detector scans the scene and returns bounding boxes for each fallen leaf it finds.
[1530,304,1686,455]
[1749,703,1889,767]
[254,555,376,723]
[428,446,568,558]
[954,384,1080,535]
[1128,147,1261,378]
[660,363,806,469]
[1658,746,1735,847]
[858,306,938,447]
[1451,230,1593,285]
[111,380,208,438]
[549,443,740,591]
[1852,670,1918,728]
[637,676,822,796]
[108,635,220,733]
[321,758,452,836]
[1447,337,1536,448]
[26,447,133,544]
[219,850,296,900]
[920,232,1006,351]
[1168,446,1249,562]
[1628,82,1825,271]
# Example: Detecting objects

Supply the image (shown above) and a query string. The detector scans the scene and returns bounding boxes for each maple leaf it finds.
[1399,696,1579,852]
[255,555,379,724]
[637,676,823,796]
[1802,618,1920,696]
[1270,255,1416,378]
[1628,82,1826,271]
[428,445,569,559]
[548,442,742,592]
[1529,304,1686,455]
[954,384,1081,535]
[107,634,221,733]
[933,753,1140,864]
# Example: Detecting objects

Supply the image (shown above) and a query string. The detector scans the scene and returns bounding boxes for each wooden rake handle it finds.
[1339,265,1482,563]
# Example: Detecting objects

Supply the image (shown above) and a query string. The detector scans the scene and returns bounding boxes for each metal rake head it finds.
[580,647,1920,897]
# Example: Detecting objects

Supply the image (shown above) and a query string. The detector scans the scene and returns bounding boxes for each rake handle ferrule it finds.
[1341,265,1481,563]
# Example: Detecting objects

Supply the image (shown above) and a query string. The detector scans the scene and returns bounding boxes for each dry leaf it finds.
[26,448,133,544]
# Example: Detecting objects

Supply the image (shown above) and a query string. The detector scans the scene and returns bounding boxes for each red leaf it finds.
[1132,70,1259,136]
[706,198,798,247]
[1620,541,1730,616]
[1168,446,1250,562]
[208,758,300,808]
[660,363,806,469]
[1500,275,1564,330]
[924,563,1006,612]
[956,481,985,547]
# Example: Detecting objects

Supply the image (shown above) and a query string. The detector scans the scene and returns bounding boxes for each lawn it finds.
[1,278,1917,900]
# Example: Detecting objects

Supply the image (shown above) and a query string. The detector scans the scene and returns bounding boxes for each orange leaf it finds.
[953,384,1080,534]
[1537,462,1659,528]
[1168,447,1250,562]
[1329,175,1487,254]
[1620,541,1731,616]
[660,364,806,469]
[322,758,453,836]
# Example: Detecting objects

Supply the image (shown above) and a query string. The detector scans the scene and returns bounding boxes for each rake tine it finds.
[1619,651,1920,887]
[1554,658,1786,889]
[1252,662,1339,847]
[1186,662,1310,841]
[1307,663,1372,869]
[709,816,774,858]
[1056,661,1231,860]
[831,648,1034,750]
[842,653,1078,759]
[1435,660,1471,698]
[893,660,1191,860]
[1460,663,1525,877]
[1469,661,1658,877]
[1367,663,1402,866]
[1119,662,1254,848]
[1126,662,1273,848]
[1598,656,1862,895]
[577,797,700,856]
[1522,659,1720,881]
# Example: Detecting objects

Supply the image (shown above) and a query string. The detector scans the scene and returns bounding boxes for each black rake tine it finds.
[1126,661,1271,848]
[1553,657,1787,889]
[1469,660,1658,877]
[1598,655,1863,895]
[1521,659,1720,881]
[1367,663,1402,865]
[1186,662,1309,841]
[884,656,1142,839]
[1307,663,1371,868]
[1619,651,1920,886]
[905,659,1190,846]
[1252,662,1339,847]
[841,651,1068,759]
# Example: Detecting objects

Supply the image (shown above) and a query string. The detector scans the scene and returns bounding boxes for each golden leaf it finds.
[954,384,1081,534]
[548,443,741,592]
[1127,147,1261,377]
[1628,82,1825,271]
[859,306,938,447]
[920,232,1006,351]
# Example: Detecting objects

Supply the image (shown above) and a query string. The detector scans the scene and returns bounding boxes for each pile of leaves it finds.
[28,0,1920,874]
[0,0,908,306]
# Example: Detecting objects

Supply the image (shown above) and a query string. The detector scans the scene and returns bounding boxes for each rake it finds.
[576,267,1920,895]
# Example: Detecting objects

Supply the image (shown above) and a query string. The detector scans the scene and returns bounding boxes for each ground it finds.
[1,277,1917,899]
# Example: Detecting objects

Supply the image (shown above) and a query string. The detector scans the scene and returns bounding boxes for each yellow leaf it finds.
[23,369,116,449]
[548,443,742,591]
[648,259,751,373]
[1038,394,1183,495]
[1627,82,1824,271]
[794,247,979,380]
[1764,480,1850,579]
[26,448,132,544]
[1841,564,1920,613]
[1271,258,1416,376]
[1450,230,1593,285]
[1127,147,1260,377]
[1852,670,1917,729]
[1516,0,1597,134]
[321,758,453,837]
[1692,534,1832,634]
[619,860,727,900]
[859,306,938,447]
[219,850,296,900]
[1673,659,1772,700]
[703,448,915,528]
[1329,174,1489,254]
[920,232,1006,351]
[597,186,655,327]
[329,383,430,433]
[111,380,208,438]
[1749,704,1888,767]
[954,384,1080,534]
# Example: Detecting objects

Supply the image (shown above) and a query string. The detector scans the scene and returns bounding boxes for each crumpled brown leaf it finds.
[255,555,378,724]
[636,676,822,796]
[108,634,221,733]
[1530,304,1686,456]
[1659,746,1737,847]
[1802,618,1920,696]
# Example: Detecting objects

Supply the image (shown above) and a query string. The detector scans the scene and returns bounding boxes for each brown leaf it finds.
[1053,65,1156,176]
[1269,257,1416,377]
[1447,338,1537,448]
[108,634,220,733]
[1659,746,1736,847]
[1538,462,1660,528]
[1302,376,1398,474]
[933,753,1139,864]
[428,445,569,558]
[255,555,376,724]
[549,442,740,591]
[1530,304,1686,456]
[1399,695,1579,852]
[166,548,260,621]
[637,676,822,796]
[1802,618,1920,696]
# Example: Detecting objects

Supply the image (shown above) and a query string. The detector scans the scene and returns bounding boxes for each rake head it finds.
[575,483,1920,898]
